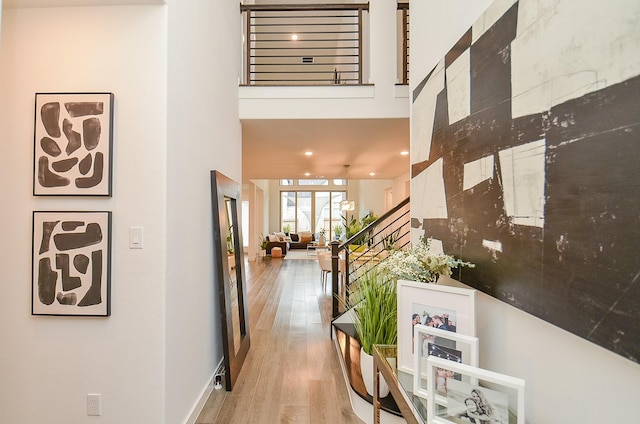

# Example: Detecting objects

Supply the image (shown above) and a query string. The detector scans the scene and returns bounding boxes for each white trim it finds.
[183,357,223,424]
[239,84,375,100]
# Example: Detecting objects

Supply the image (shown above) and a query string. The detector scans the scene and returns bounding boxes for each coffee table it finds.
[306,242,330,255]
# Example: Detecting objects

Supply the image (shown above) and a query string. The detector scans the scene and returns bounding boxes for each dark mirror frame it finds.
[210,170,250,390]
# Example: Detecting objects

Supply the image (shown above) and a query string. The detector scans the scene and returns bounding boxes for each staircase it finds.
[329,196,410,319]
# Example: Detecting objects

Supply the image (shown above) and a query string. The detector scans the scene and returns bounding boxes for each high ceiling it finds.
[2,0,164,7]
[242,118,410,181]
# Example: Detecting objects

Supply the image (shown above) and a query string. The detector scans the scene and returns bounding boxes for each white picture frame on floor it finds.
[413,324,479,400]
[426,356,525,424]
[397,279,476,374]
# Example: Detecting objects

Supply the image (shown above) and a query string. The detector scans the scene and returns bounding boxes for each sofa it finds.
[264,231,317,255]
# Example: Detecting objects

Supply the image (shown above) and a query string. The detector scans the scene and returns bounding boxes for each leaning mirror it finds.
[210,170,250,390]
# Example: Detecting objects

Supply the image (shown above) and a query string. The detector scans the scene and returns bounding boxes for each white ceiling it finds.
[2,0,164,8]
[242,118,410,181]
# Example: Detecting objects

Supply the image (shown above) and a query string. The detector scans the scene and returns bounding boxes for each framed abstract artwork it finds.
[33,92,114,196]
[426,356,525,424]
[210,170,250,390]
[397,279,476,374]
[32,211,112,316]
[413,323,479,400]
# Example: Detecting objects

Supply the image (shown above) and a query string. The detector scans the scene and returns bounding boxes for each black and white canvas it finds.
[411,0,640,363]
[32,211,112,316]
[33,92,114,196]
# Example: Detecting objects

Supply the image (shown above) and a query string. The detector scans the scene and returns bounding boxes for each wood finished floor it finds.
[196,256,364,424]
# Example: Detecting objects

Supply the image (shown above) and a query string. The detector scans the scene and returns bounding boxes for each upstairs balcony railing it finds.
[397,2,409,85]
[240,3,369,86]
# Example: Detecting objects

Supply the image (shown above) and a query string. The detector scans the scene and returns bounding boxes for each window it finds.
[280,190,346,238]
[299,179,328,186]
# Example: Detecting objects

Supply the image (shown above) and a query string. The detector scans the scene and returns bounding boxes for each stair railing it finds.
[330,196,410,318]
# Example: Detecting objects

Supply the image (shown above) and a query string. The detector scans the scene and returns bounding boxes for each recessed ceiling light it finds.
[304,172,311,176]
[291,34,299,40]
[400,150,409,156]
[369,172,376,176]
[304,151,313,156]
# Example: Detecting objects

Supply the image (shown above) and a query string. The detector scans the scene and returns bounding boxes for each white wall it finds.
[0,5,168,423]
[165,0,242,423]
[356,179,393,218]
[410,1,640,423]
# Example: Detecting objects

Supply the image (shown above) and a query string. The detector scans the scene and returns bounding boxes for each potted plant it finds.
[258,233,268,259]
[345,213,378,251]
[340,267,397,397]
[317,227,327,246]
[282,224,291,235]
[379,237,475,283]
[333,224,344,241]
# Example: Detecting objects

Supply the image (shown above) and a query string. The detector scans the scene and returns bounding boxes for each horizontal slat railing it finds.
[241,3,369,86]
[331,196,411,319]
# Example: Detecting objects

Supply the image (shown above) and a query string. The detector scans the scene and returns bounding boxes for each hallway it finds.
[195,256,364,423]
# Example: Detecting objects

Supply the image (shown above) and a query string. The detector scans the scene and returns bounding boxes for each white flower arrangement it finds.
[379,237,475,283]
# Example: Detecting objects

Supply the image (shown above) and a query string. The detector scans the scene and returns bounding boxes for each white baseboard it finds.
[184,358,223,424]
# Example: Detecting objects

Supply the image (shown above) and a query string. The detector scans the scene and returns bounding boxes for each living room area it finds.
[243,177,410,262]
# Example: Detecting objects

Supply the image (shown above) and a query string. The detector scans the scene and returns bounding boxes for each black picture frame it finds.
[33,92,114,196]
[32,211,112,316]
[210,170,250,390]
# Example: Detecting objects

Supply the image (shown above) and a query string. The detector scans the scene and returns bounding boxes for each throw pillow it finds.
[275,231,286,241]
[291,233,300,242]
[268,234,280,242]
[299,232,312,243]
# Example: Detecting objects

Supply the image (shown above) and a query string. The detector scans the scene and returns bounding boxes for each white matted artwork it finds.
[426,356,525,424]
[32,211,112,316]
[33,92,114,196]
[413,324,479,400]
[397,279,476,374]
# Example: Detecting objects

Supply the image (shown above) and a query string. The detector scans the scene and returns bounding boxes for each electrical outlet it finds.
[87,394,101,416]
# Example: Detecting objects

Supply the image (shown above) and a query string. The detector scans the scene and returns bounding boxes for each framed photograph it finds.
[33,92,114,196]
[413,324,479,400]
[426,356,525,424]
[32,211,112,316]
[397,279,476,374]
[211,170,250,390]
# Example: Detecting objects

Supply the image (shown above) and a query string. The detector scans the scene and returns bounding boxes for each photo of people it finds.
[445,380,509,424]
[398,281,476,374]
[411,303,457,353]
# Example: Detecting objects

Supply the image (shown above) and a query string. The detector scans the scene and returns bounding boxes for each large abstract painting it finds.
[32,211,112,316]
[33,92,114,196]
[411,0,640,362]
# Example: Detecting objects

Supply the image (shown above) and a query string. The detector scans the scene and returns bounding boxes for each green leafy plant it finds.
[344,213,378,245]
[282,224,291,234]
[379,237,475,283]
[340,268,397,355]
[258,233,268,250]
[333,224,344,240]
[382,227,402,252]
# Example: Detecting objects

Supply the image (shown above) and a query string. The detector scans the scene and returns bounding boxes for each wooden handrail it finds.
[241,3,370,12]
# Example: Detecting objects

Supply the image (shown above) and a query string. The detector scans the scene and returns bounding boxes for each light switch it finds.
[129,227,143,249]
